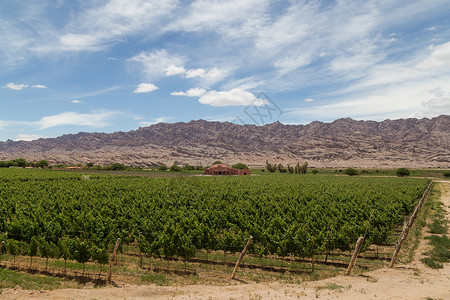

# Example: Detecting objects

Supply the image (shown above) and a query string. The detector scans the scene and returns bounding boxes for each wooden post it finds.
[311,236,315,272]
[345,236,364,276]
[231,236,253,279]
[108,238,120,283]
[389,227,410,268]
[325,229,331,263]
[138,233,143,269]
[390,181,432,268]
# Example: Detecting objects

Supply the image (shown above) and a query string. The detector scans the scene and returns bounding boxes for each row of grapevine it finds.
[1,236,109,275]
[0,169,430,261]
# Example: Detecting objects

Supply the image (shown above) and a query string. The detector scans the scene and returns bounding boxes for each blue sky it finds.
[1,0,449,141]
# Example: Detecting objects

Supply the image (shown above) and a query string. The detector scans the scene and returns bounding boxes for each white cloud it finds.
[128,49,186,79]
[34,0,178,53]
[168,0,267,35]
[140,116,171,126]
[70,86,121,99]
[36,111,118,130]
[133,83,159,93]
[0,111,119,133]
[419,87,450,117]
[59,33,100,51]
[32,84,47,89]
[166,65,186,76]
[220,77,265,91]
[129,49,229,85]
[71,100,82,104]
[5,83,29,90]
[287,79,450,122]
[185,68,206,78]
[198,88,266,107]
[304,98,314,102]
[171,88,206,97]
[15,134,47,141]
[183,87,206,97]
[5,83,47,90]
[416,42,450,70]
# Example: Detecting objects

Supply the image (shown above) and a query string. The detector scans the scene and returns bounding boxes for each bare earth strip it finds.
[2,182,450,300]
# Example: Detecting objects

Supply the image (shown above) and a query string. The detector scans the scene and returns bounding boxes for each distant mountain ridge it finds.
[0,115,449,168]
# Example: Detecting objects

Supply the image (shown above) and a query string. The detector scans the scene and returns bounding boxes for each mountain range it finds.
[0,115,449,168]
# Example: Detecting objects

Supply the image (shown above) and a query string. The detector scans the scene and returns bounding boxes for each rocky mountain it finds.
[0,115,449,168]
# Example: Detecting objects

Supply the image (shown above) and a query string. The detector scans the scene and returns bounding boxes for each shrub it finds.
[443,171,450,178]
[396,168,410,177]
[343,168,359,176]
[170,164,182,172]
[312,169,319,175]
[232,163,248,169]
[110,163,126,171]
[157,165,168,171]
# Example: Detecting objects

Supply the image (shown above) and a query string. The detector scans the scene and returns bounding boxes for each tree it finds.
[13,158,28,167]
[299,162,308,174]
[212,161,222,165]
[312,169,319,175]
[170,164,182,172]
[183,165,195,170]
[343,168,359,176]
[277,164,287,173]
[287,164,294,173]
[35,160,48,168]
[443,171,450,178]
[294,162,300,174]
[232,163,248,170]
[396,168,410,177]
[265,160,277,173]
[110,163,126,171]
[157,164,168,171]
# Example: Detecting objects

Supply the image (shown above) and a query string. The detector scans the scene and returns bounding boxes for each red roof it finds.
[210,164,230,168]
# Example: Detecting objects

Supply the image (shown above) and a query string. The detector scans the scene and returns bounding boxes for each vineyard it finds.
[0,168,431,284]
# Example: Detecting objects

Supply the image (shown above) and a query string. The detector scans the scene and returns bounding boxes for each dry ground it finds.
[2,181,449,300]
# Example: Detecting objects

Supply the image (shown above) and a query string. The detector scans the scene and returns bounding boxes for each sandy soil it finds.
[2,182,449,300]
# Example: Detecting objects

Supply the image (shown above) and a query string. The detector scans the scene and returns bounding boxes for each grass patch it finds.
[427,201,448,234]
[0,268,74,290]
[400,183,439,263]
[140,273,168,285]
[421,183,449,269]
[428,219,447,234]
[421,235,450,269]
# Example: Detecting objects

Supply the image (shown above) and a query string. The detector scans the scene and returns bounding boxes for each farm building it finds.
[203,164,251,176]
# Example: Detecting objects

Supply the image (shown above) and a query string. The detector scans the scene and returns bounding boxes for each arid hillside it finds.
[0,115,448,168]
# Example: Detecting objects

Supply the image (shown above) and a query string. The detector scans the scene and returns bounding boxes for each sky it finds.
[1,0,449,141]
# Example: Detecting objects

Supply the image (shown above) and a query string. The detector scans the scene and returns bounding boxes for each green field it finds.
[0,168,430,264]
